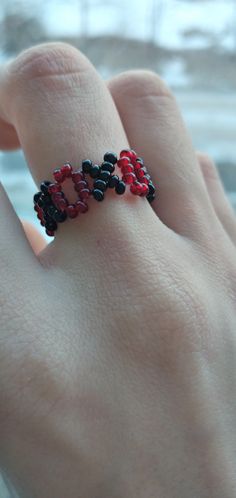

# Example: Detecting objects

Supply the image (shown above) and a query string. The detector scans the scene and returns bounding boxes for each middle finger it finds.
[108,70,219,240]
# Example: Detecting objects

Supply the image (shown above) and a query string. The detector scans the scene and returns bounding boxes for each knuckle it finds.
[110,69,173,100]
[8,42,88,90]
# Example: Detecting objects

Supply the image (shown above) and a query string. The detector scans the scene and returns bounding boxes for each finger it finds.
[0,43,166,271]
[197,152,236,245]
[0,117,20,150]
[0,183,41,285]
[21,220,47,254]
[108,71,217,240]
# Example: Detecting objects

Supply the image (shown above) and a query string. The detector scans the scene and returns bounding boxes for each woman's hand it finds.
[1,43,236,498]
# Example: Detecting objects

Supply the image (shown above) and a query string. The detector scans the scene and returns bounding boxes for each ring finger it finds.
[0,43,166,272]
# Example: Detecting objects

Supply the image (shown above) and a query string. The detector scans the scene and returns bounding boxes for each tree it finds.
[0,2,46,54]
[182,27,223,49]
[149,0,165,44]
[76,0,120,38]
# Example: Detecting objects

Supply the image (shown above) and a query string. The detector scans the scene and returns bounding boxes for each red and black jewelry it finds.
[33,149,156,237]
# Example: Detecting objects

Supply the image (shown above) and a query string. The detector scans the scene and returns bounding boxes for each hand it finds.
[0,43,236,498]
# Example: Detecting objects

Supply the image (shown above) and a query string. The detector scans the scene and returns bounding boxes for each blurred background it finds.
[0,0,236,239]
[0,0,235,492]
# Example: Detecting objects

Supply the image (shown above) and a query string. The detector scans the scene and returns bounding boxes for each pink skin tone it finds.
[0,43,236,498]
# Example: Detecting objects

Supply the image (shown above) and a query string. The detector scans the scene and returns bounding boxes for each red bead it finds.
[136,168,146,180]
[120,149,137,164]
[130,183,137,195]
[57,198,68,211]
[53,169,64,183]
[140,183,149,196]
[130,151,138,165]
[122,173,136,184]
[72,170,84,183]
[61,163,73,178]
[120,149,129,158]
[79,188,90,201]
[121,164,134,175]
[48,183,62,194]
[66,204,78,218]
[134,161,142,170]
[51,192,63,209]
[130,181,143,195]
[76,201,88,213]
[117,156,130,168]
[142,176,149,185]
[74,180,88,192]
[37,207,44,218]
[136,182,144,195]
[51,192,62,203]
[40,220,45,226]
[46,229,55,237]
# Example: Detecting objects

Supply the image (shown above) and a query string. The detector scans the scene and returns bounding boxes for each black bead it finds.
[103,152,117,164]
[37,197,43,207]
[101,161,115,173]
[41,193,52,207]
[82,159,92,174]
[115,181,126,195]
[99,170,111,182]
[93,189,104,201]
[147,193,155,203]
[148,183,156,196]
[43,209,50,219]
[90,164,100,178]
[34,192,41,204]
[46,205,57,217]
[108,174,119,188]
[94,179,107,192]
[53,210,67,222]
[37,193,52,208]
[40,181,51,194]
[45,219,58,231]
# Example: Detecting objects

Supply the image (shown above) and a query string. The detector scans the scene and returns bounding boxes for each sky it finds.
[42,0,236,50]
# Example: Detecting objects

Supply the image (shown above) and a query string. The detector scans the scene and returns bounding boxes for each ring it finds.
[33,149,156,237]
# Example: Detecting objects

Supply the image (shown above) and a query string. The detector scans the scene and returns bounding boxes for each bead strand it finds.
[33,150,157,236]
[118,149,156,202]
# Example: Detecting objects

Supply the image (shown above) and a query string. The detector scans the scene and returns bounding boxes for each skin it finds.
[0,42,236,498]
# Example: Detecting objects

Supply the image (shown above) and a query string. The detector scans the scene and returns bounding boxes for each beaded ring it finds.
[33,149,156,237]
